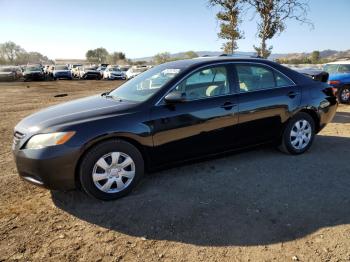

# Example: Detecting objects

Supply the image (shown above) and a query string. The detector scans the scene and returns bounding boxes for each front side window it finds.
[236,64,293,92]
[171,66,230,101]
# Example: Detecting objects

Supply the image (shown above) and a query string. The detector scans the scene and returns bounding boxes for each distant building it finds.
[54,59,88,65]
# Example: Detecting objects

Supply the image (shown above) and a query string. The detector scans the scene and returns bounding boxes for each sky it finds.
[0,0,349,59]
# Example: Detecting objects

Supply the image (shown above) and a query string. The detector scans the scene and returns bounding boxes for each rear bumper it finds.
[318,98,338,132]
[13,145,80,190]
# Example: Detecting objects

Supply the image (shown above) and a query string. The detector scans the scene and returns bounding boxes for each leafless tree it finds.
[247,0,313,58]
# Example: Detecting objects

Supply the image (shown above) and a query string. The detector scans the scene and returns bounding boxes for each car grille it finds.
[13,131,25,145]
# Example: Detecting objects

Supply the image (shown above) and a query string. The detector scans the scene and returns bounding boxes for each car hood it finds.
[15,95,138,133]
[0,72,12,75]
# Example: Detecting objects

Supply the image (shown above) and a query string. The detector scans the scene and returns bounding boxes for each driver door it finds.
[149,64,239,166]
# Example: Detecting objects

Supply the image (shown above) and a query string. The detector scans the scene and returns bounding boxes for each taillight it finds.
[328,80,340,86]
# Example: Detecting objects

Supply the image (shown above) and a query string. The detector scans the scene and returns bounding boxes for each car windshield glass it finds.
[84,67,96,70]
[323,64,339,73]
[72,65,82,68]
[55,65,68,70]
[0,67,13,72]
[110,67,120,71]
[109,66,182,102]
[26,67,41,71]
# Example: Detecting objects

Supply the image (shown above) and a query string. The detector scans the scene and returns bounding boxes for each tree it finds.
[108,52,126,64]
[153,52,172,64]
[209,0,243,54]
[247,0,312,58]
[310,50,320,64]
[183,51,199,59]
[85,47,109,63]
[0,41,25,63]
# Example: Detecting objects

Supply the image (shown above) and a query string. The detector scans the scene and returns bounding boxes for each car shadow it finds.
[332,111,350,124]
[52,135,350,246]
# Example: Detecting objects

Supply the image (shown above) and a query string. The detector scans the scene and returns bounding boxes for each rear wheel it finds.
[79,140,144,200]
[279,112,315,154]
[338,86,350,104]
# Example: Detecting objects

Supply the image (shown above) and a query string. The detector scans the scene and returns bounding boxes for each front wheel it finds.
[338,86,350,104]
[278,112,315,155]
[79,140,144,200]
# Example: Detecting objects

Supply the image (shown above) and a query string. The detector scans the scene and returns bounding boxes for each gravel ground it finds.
[0,80,350,261]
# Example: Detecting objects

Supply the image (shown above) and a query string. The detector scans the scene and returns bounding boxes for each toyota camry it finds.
[13,57,338,200]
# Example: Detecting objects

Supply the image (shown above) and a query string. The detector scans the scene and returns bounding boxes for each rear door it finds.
[149,64,239,166]
[234,63,301,146]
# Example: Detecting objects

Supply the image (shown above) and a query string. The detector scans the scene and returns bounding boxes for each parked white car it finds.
[103,67,126,80]
[125,66,148,79]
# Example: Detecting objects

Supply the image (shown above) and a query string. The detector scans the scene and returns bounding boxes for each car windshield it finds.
[55,65,68,70]
[0,67,13,72]
[72,64,82,68]
[323,64,339,73]
[108,65,182,102]
[109,67,120,71]
[26,66,41,71]
[84,67,96,70]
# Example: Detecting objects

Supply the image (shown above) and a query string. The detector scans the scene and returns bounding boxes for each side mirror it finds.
[164,91,187,104]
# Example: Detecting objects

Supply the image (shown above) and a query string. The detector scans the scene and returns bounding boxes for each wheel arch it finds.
[74,133,151,188]
[299,108,321,133]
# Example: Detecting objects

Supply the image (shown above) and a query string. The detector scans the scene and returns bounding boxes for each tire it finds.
[79,139,144,200]
[278,112,315,155]
[338,86,350,104]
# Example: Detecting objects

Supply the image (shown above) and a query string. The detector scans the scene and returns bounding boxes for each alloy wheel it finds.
[341,88,350,102]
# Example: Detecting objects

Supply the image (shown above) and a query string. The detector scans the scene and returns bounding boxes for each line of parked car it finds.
[0,63,152,82]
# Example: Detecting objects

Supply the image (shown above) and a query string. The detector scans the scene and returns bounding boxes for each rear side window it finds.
[338,64,350,73]
[236,64,294,92]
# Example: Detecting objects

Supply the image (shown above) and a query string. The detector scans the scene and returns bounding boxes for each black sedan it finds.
[13,57,337,200]
[23,65,45,81]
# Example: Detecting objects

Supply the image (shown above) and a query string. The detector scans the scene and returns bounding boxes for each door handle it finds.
[287,91,300,98]
[220,102,236,110]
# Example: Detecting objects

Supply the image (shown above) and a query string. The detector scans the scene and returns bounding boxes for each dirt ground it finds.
[0,80,350,262]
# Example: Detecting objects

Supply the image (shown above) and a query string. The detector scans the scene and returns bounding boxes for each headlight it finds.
[25,131,75,149]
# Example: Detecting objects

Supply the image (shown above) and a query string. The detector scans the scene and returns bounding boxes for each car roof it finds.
[161,56,272,70]
[326,60,350,65]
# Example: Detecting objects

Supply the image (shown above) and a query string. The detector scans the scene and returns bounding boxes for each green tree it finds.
[85,47,109,63]
[153,52,171,64]
[310,50,320,64]
[209,0,243,54]
[247,0,312,58]
[0,41,25,63]
[183,51,199,59]
[108,52,126,64]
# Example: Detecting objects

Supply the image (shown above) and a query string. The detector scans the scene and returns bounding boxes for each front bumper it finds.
[13,144,80,190]
[24,74,45,80]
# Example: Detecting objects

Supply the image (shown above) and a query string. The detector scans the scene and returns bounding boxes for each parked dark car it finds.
[53,65,73,80]
[23,65,45,81]
[0,67,21,81]
[13,57,337,200]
